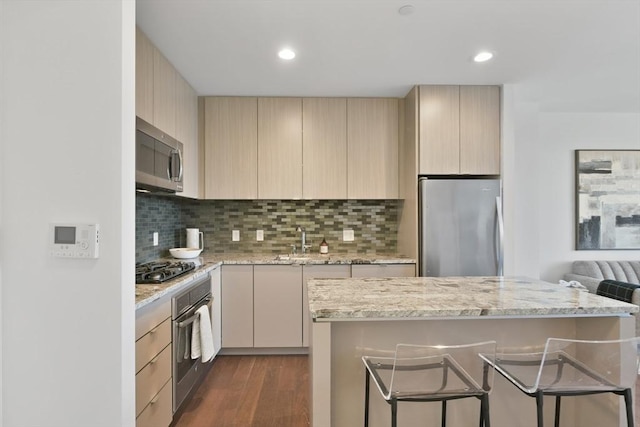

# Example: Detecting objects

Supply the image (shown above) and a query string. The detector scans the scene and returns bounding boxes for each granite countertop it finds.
[135,252,415,310]
[308,276,639,320]
[204,253,415,265]
[135,260,222,310]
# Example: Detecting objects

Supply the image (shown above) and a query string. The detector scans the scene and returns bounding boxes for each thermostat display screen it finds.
[50,223,99,259]
[54,226,76,244]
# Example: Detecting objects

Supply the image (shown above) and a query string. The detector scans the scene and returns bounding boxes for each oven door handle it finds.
[176,296,212,329]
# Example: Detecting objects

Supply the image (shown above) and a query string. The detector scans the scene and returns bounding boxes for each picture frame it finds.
[575,149,640,250]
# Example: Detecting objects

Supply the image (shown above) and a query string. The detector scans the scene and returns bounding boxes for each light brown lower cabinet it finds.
[351,263,416,278]
[221,265,254,348]
[220,263,416,351]
[254,265,303,347]
[135,298,172,427]
[135,345,172,417]
[135,379,172,427]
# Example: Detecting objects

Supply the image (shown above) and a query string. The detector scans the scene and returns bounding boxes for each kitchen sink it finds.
[274,255,310,261]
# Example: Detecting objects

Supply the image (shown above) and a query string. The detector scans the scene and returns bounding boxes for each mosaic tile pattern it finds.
[136,193,186,263]
[136,194,400,263]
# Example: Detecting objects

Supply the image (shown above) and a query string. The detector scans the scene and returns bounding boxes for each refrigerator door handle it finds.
[496,196,504,276]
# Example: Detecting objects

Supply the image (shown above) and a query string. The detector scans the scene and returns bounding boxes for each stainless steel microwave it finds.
[136,117,183,193]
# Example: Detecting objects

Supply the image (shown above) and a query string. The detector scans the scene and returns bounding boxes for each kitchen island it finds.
[308,276,638,427]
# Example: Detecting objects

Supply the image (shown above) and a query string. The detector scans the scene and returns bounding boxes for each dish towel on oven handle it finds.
[191,305,215,362]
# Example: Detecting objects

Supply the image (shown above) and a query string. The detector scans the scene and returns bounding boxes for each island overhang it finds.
[308,276,638,320]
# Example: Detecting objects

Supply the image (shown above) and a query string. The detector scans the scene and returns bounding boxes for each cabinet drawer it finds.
[136,378,172,427]
[135,317,171,373]
[135,297,171,341]
[351,264,416,277]
[136,344,172,417]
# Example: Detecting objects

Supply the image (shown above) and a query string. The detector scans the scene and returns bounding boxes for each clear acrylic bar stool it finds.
[480,337,640,427]
[362,340,497,427]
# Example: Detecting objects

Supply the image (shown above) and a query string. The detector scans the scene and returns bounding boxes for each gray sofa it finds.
[564,260,640,335]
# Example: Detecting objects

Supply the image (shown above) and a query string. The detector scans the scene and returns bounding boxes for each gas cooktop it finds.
[136,261,196,284]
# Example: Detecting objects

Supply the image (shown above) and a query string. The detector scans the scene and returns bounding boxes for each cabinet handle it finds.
[149,395,160,405]
[148,321,165,335]
[149,354,160,365]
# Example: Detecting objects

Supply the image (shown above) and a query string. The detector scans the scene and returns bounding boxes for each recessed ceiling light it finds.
[474,51,494,62]
[398,5,415,15]
[278,48,296,60]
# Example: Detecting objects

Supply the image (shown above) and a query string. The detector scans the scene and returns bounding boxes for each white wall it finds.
[536,112,640,281]
[0,0,4,419]
[504,84,640,282]
[0,1,136,426]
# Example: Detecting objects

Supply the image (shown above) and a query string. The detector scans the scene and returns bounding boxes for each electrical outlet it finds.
[343,229,355,242]
[256,230,264,241]
[153,232,159,246]
[232,230,240,241]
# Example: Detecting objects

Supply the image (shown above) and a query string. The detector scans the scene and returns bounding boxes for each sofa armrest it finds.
[563,273,602,293]
[632,289,640,307]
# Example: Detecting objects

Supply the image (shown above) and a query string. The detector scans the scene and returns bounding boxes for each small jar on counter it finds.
[320,237,329,255]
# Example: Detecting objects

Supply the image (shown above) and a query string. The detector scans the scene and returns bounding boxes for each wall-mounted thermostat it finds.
[50,223,100,259]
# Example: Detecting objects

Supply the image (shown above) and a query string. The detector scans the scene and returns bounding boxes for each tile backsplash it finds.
[136,193,400,263]
[136,193,186,263]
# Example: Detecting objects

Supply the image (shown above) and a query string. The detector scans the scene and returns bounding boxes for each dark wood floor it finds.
[173,355,640,427]
[172,355,310,427]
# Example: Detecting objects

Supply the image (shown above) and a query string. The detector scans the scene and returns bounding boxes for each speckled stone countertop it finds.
[207,253,415,265]
[135,253,415,310]
[135,261,222,310]
[308,276,639,321]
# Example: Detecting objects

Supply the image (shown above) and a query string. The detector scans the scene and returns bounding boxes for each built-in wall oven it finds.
[172,274,213,413]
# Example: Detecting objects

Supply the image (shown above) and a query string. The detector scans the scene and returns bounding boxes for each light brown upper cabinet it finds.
[302,98,347,199]
[203,97,258,199]
[175,73,199,199]
[258,98,303,199]
[459,86,500,174]
[135,27,154,125]
[347,98,399,199]
[419,85,460,174]
[419,85,500,175]
[152,49,176,138]
[136,26,196,145]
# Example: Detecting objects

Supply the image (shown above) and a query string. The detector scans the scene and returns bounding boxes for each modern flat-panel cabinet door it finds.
[204,97,258,199]
[419,85,460,174]
[347,98,399,199]
[221,265,254,348]
[351,264,416,278]
[460,85,501,175]
[302,98,347,199]
[135,27,154,124]
[301,264,350,347]
[258,97,303,199]
[254,265,303,347]
[210,266,222,357]
[175,73,199,199]
[418,85,501,175]
[153,48,176,138]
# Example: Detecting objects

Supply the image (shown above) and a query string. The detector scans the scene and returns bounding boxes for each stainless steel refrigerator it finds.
[418,177,503,277]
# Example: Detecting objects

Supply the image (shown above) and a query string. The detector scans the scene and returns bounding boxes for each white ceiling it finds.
[136,0,640,113]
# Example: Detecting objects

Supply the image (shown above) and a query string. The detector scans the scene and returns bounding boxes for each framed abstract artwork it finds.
[575,150,640,250]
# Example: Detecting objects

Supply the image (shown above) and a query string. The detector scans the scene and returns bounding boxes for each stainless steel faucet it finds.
[296,226,311,254]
